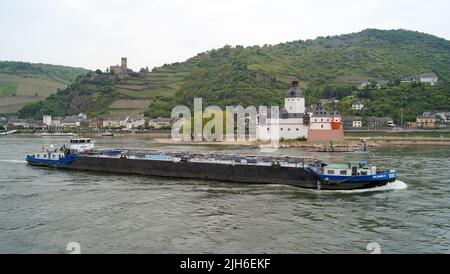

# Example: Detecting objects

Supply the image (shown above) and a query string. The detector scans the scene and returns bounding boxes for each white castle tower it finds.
[284,79,305,114]
[43,115,52,127]
[257,77,344,143]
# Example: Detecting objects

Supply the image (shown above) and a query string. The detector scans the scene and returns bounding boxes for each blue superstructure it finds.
[307,161,396,185]
[26,154,79,167]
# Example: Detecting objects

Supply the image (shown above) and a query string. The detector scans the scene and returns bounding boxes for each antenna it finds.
[368,142,374,165]
[401,108,404,128]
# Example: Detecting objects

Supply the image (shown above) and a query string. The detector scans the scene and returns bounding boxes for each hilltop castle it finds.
[256,79,344,143]
[110,57,128,76]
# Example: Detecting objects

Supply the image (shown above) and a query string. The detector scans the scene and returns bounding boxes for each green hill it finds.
[17,29,450,122]
[0,61,88,114]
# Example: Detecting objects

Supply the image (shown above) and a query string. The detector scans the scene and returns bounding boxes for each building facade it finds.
[343,117,363,129]
[256,79,344,143]
[417,72,438,86]
[436,112,450,127]
[403,72,438,86]
[367,117,395,128]
[416,113,436,128]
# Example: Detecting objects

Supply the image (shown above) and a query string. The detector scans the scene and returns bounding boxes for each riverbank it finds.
[7,129,450,148]
[152,136,450,150]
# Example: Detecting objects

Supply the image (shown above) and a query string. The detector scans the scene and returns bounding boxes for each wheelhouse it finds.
[323,162,377,177]
[69,138,95,153]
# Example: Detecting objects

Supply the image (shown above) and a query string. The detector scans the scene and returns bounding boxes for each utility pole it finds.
[400,108,404,128]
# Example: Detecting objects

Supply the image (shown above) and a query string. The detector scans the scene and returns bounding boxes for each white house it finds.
[353,120,362,128]
[102,116,129,128]
[416,72,438,86]
[148,117,176,129]
[404,72,439,86]
[102,119,121,128]
[360,81,370,89]
[126,118,146,129]
[343,117,363,129]
[352,103,365,111]
[436,112,450,124]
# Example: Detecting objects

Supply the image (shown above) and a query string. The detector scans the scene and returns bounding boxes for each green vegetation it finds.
[295,136,308,142]
[0,81,17,97]
[340,84,450,124]
[0,61,88,114]
[157,29,450,118]
[18,72,116,118]
[0,61,88,83]
[16,29,450,121]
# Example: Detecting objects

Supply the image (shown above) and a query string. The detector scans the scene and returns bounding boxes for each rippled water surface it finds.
[0,136,449,253]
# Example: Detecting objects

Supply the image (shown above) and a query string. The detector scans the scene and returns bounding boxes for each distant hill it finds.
[0,61,88,114]
[16,29,450,122]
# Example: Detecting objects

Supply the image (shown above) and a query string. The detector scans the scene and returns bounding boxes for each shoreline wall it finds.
[307,127,345,143]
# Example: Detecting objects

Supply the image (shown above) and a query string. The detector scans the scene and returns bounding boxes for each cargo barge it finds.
[25,138,397,190]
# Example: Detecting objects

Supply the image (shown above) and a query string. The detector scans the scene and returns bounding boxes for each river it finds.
[0,136,449,253]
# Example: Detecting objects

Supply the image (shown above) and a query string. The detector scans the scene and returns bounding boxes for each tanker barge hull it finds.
[26,155,393,190]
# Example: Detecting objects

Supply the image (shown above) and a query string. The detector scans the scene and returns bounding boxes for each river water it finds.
[0,136,449,254]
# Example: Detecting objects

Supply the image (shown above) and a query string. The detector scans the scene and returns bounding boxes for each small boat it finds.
[41,132,76,137]
[307,161,396,190]
[0,130,18,136]
[102,131,114,137]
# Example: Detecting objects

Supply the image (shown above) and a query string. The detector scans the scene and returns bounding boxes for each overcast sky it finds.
[1,0,449,70]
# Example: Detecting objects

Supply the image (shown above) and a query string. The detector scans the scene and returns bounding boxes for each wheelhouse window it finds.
[340,170,347,175]
[327,170,335,175]
[71,139,91,144]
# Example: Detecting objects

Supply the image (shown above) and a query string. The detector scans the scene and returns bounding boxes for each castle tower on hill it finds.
[121,57,127,70]
[110,57,128,76]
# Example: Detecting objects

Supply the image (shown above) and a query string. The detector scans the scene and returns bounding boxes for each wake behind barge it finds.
[25,138,396,190]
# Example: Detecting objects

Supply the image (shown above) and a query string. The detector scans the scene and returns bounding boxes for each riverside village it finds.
[2,58,449,147]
